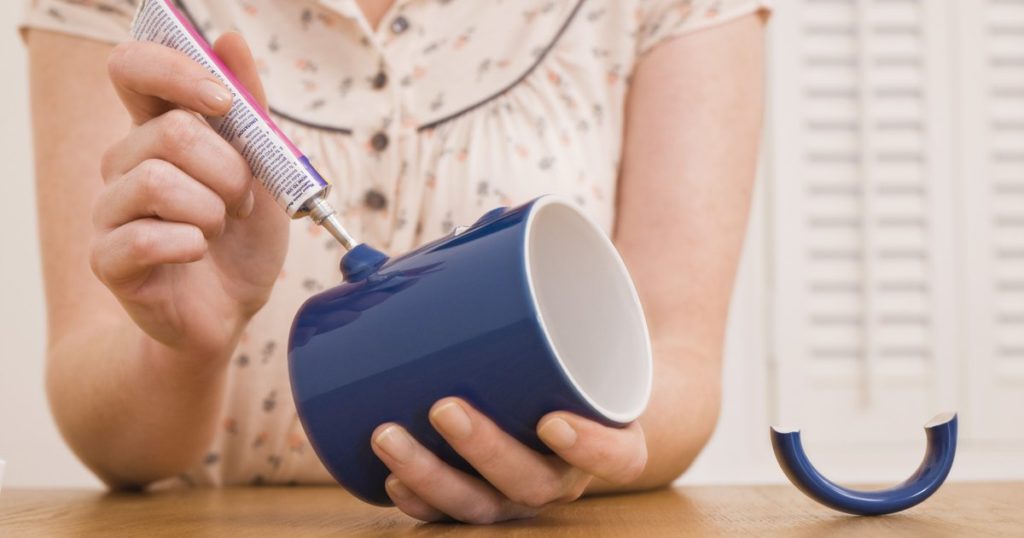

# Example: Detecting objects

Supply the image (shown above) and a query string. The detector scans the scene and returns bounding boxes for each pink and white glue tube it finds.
[129,0,357,249]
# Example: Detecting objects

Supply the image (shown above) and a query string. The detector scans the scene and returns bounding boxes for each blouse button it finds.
[364,189,388,211]
[390,16,410,35]
[370,132,390,152]
[371,71,388,90]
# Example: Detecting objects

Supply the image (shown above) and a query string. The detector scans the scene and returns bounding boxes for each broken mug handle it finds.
[771,412,957,516]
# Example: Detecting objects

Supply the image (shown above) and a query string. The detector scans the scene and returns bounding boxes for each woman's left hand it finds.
[370,397,648,524]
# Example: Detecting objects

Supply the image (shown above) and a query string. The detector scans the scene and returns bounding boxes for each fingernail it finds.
[374,425,415,463]
[430,401,472,440]
[236,190,255,219]
[385,476,412,500]
[539,418,577,449]
[198,79,232,112]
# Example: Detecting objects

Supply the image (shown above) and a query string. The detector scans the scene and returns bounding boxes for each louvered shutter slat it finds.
[771,0,956,448]
[962,0,1024,441]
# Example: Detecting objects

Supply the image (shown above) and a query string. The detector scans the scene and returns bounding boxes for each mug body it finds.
[288,196,652,505]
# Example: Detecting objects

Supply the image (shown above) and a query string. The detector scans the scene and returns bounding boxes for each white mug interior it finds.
[525,196,653,423]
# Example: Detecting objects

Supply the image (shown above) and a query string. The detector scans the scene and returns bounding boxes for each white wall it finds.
[0,6,102,489]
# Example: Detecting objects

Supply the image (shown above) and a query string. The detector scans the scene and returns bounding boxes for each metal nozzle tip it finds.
[321,214,357,251]
[308,196,358,250]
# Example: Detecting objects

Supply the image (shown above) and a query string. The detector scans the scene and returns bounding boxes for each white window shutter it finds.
[958,0,1024,442]
[769,0,957,445]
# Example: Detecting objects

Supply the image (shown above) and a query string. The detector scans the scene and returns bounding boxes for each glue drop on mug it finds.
[129,0,356,248]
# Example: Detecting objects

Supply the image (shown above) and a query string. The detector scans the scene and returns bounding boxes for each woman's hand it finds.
[92,33,287,367]
[370,398,648,524]
[28,30,289,486]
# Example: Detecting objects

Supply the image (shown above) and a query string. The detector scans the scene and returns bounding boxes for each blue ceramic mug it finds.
[288,195,653,505]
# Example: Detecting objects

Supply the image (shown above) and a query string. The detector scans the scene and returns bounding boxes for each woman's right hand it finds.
[91,33,288,368]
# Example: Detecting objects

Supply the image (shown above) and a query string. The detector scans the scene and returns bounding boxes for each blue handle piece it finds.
[771,412,958,516]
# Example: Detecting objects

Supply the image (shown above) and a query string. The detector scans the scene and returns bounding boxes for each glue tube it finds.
[129,0,357,249]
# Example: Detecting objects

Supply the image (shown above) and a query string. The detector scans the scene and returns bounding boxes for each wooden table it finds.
[2,482,1021,536]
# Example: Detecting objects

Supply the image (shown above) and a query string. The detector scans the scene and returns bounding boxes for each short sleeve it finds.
[636,0,772,56]
[19,0,137,45]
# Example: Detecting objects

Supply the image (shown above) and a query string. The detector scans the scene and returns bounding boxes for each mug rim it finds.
[522,195,654,424]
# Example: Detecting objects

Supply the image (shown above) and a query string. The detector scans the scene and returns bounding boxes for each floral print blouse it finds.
[21,0,770,487]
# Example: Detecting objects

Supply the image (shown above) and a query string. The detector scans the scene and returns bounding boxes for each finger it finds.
[537,413,648,486]
[95,159,227,239]
[100,110,254,218]
[429,398,591,508]
[108,41,232,125]
[384,476,445,523]
[91,218,206,288]
[371,423,537,524]
[212,32,268,110]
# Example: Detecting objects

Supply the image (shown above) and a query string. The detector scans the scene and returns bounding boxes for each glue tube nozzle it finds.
[307,196,357,251]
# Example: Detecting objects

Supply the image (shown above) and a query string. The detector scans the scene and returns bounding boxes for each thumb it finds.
[212,32,268,111]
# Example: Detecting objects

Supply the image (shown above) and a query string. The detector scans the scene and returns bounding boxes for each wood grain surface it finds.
[1,482,1021,537]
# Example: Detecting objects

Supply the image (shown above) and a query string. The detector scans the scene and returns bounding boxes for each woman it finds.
[22,0,769,524]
